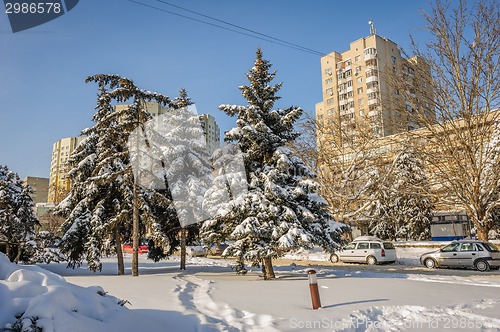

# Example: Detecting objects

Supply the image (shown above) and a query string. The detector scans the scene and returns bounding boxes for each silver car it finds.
[420,240,500,272]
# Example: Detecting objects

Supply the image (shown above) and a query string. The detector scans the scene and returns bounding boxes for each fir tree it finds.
[142,88,212,269]
[367,150,432,240]
[0,165,40,263]
[201,49,341,279]
[391,151,432,240]
[58,75,176,275]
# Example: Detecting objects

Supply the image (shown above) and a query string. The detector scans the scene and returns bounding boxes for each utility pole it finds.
[180,227,186,270]
[131,100,143,277]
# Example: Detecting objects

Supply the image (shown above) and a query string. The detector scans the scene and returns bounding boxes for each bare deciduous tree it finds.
[397,0,500,240]
[292,112,389,235]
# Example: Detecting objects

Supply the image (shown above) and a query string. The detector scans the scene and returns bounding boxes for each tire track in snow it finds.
[174,275,279,331]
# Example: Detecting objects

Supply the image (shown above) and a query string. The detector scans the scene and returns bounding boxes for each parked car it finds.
[186,245,209,257]
[420,240,500,272]
[122,243,149,254]
[210,243,229,256]
[330,236,397,265]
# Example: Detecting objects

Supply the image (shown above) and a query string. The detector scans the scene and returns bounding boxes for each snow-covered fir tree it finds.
[138,89,212,269]
[0,165,39,262]
[391,150,432,240]
[367,150,432,240]
[201,49,342,279]
[58,74,177,274]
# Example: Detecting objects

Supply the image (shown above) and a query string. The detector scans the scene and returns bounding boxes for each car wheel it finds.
[424,258,436,269]
[330,253,340,263]
[475,260,490,272]
[366,256,377,265]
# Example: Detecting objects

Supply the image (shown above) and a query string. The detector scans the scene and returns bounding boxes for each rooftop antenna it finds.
[368,20,376,35]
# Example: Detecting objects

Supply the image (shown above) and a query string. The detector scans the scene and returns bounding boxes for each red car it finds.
[122,243,149,254]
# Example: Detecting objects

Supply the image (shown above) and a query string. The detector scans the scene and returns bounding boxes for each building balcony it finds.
[367,87,379,94]
[364,53,377,61]
[366,75,379,83]
[368,99,379,106]
[340,108,354,116]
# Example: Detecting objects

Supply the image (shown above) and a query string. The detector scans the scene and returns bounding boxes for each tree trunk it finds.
[132,182,139,277]
[5,241,12,262]
[180,228,186,270]
[115,226,125,275]
[14,243,22,264]
[262,257,275,280]
[476,225,489,242]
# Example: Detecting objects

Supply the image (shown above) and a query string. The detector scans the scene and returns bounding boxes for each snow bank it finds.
[336,299,500,332]
[0,253,155,332]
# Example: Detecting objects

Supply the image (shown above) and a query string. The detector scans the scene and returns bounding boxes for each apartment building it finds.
[48,136,86,203]
[315,31,434,144]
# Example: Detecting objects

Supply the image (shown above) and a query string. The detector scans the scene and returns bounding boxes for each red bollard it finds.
[307,269,321,310]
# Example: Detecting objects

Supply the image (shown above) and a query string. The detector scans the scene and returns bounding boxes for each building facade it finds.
[48,136,85,203]
[199,113,221,155]
[22,177,49,204]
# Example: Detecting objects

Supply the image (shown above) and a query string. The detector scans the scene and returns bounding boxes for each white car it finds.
[330,236,397,265]
[186,245,208,257]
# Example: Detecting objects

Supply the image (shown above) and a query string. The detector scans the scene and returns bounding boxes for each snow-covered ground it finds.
[2,248,500,332]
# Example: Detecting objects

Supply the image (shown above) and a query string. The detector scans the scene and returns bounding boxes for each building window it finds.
[326,88,333,96]
[357,77,363,83]
[357,87,363,94]
[347,80,353,87]
[355,55,360,62]
[358,98,364,106]
[327,108,334,115]
[324,68,332,76]
[391,56,396,63]
[326,98,334,106]
[325,78,333,85]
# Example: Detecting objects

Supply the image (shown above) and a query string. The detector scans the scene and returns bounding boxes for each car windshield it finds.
[383,242,395,249]
[483,243,500,252]
[441,242,460,252]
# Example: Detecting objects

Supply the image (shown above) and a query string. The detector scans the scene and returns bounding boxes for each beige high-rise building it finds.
[315,31,434,142]
[48,136,85,203]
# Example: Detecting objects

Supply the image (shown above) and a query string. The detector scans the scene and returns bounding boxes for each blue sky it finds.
[0,0,433,178]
